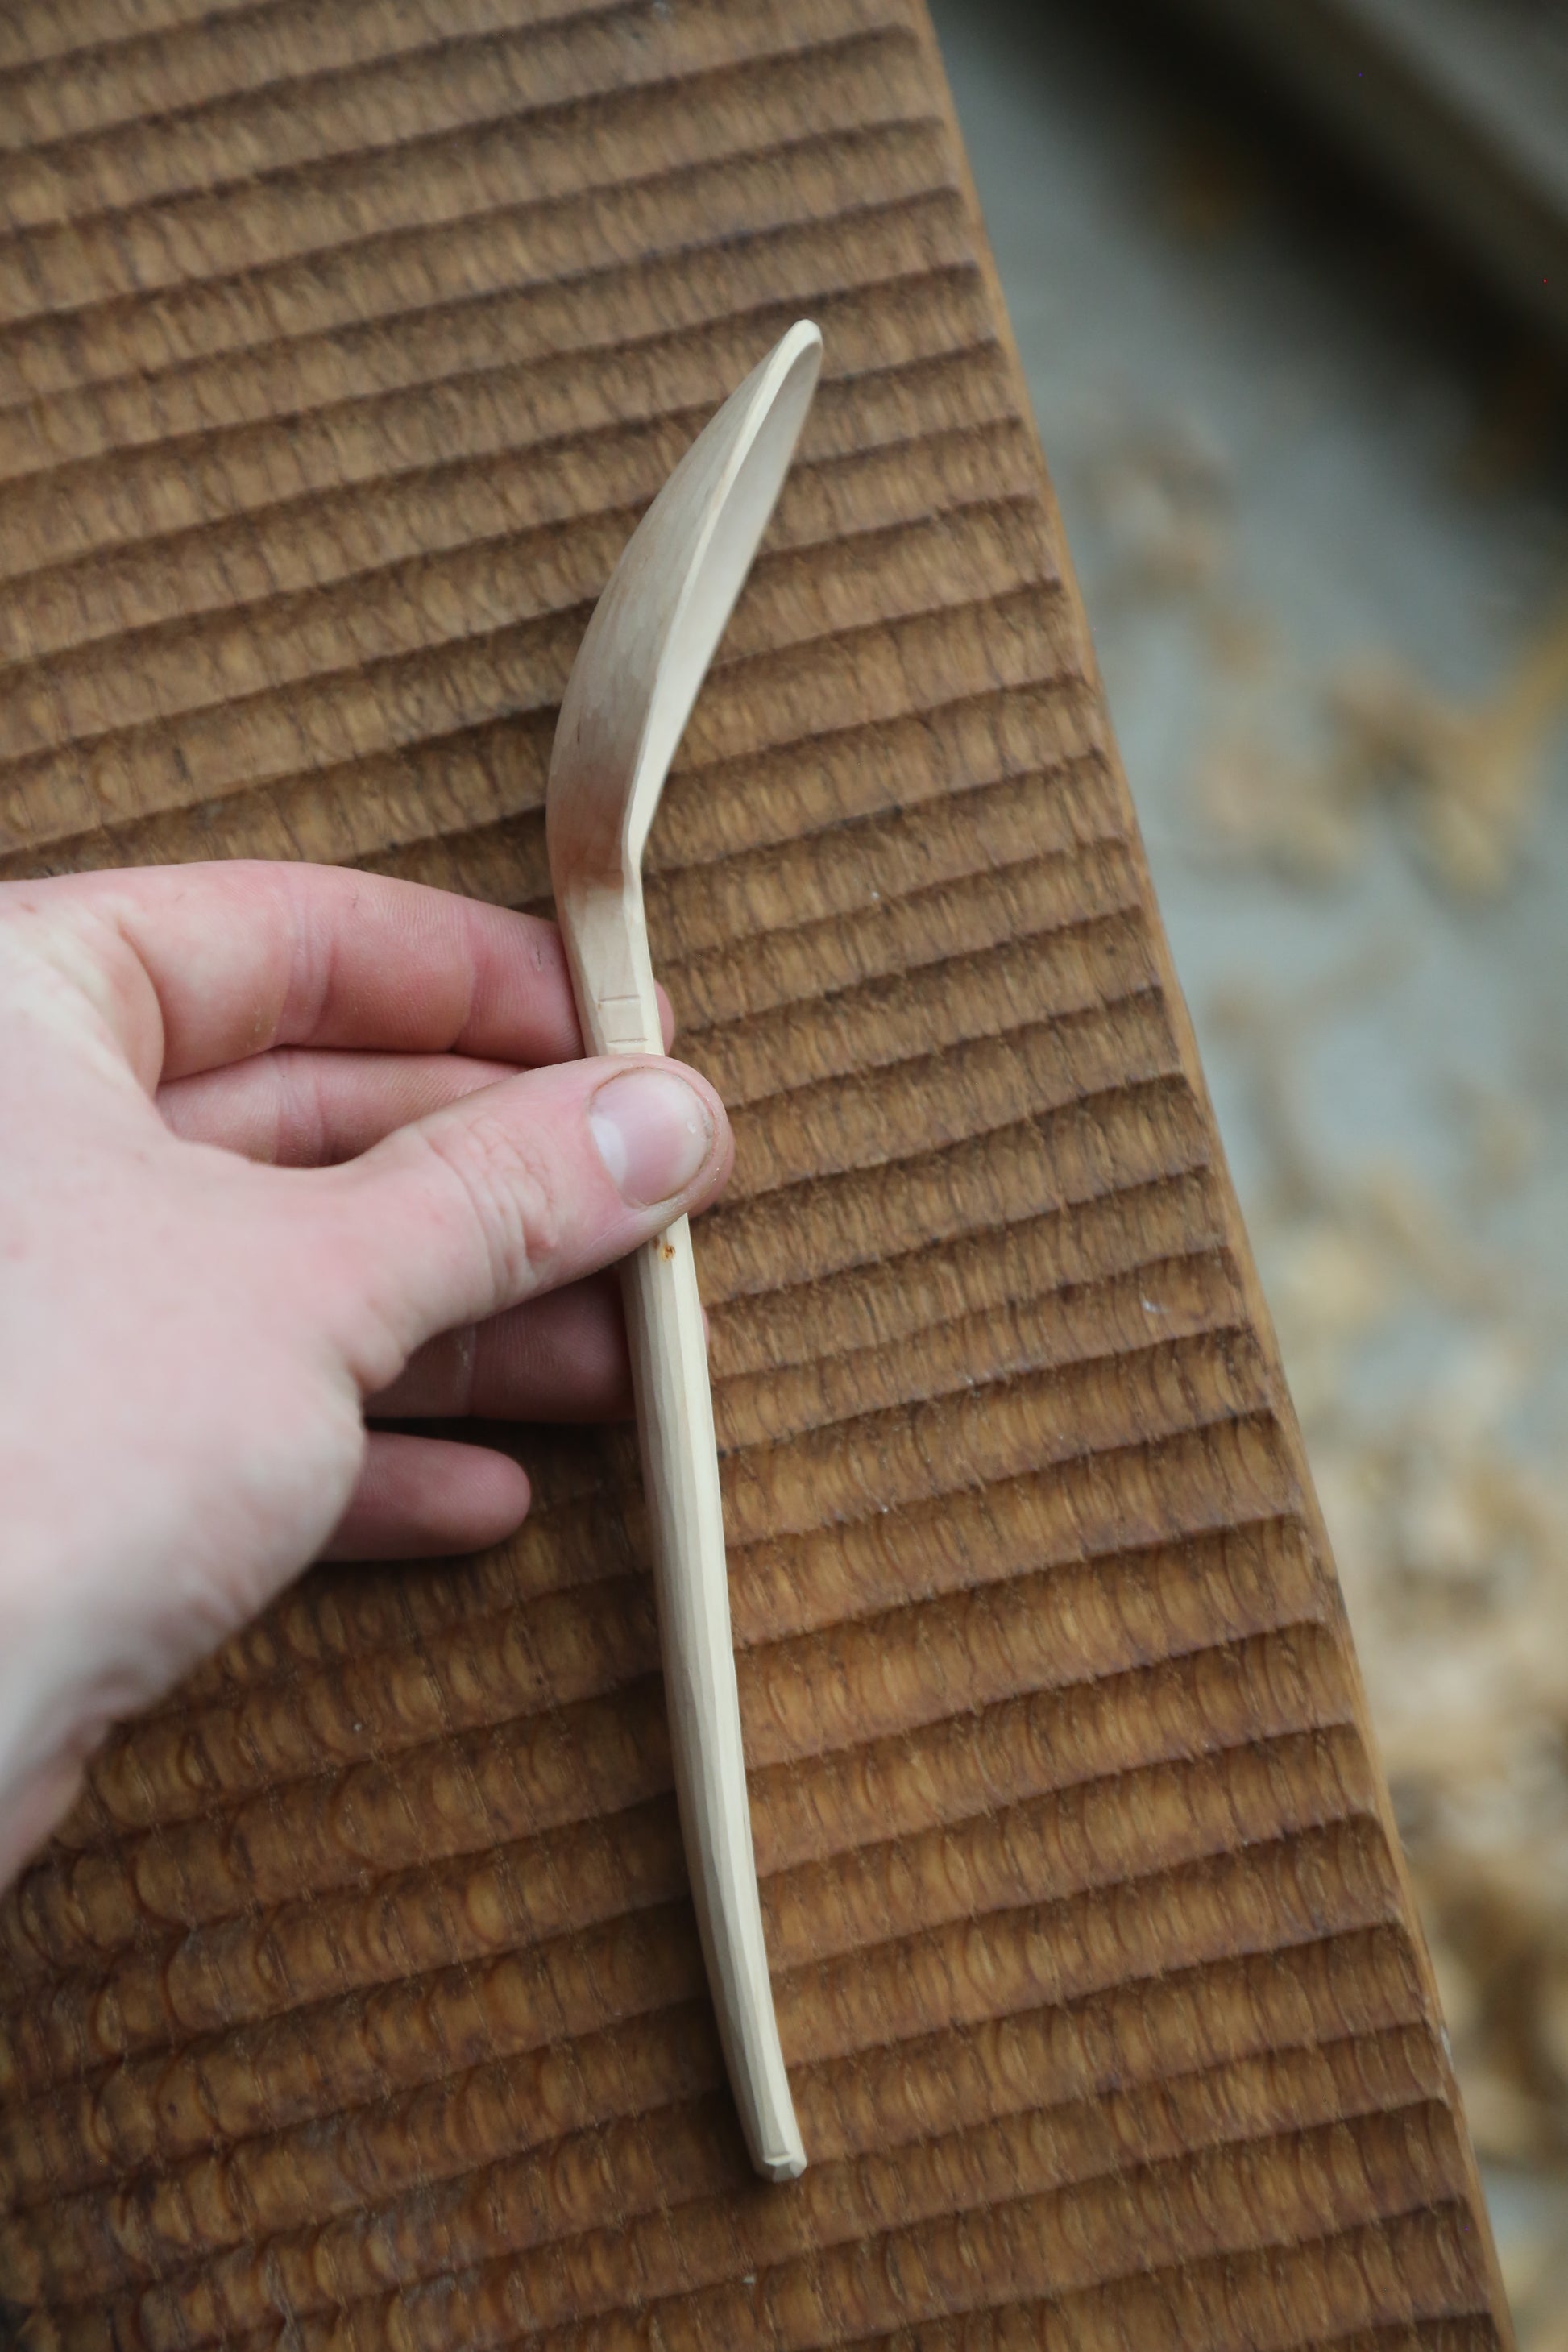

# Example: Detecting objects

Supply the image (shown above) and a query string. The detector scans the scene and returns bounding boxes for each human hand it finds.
[0,861,732,1886]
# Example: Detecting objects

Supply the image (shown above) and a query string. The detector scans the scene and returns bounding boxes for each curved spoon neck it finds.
[558,873,662,1058]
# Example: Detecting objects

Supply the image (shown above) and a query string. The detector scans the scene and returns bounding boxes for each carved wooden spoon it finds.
[546,321,823,2181]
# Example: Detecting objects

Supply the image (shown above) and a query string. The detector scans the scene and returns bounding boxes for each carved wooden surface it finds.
[0,2,1508,2346]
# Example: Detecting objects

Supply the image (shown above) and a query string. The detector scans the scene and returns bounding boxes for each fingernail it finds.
[590,1068,715,1206]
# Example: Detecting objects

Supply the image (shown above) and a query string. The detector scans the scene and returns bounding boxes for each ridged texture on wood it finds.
[0,2,1504,2346]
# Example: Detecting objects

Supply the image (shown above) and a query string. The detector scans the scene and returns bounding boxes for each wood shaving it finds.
[1219,985,1568,2186]
[1085,429,1234,598]
[1078,350,1568,2322]
[1192,587,1568,2286]
[1331,608,1568,894]
[1193,597,1568,894]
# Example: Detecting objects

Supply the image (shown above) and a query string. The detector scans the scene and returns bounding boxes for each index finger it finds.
[6,861,584,1082]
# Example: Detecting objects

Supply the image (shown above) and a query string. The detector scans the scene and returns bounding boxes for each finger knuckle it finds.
[424,1110,564,1296]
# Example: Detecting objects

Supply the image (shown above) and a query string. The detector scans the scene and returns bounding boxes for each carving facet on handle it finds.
[622,1222,806,2182]
[546,322,823,2180]
[562,880,805,2181]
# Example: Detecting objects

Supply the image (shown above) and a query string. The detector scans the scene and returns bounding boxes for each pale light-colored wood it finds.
[546,323,823,2183]
[0,3,1511,2346]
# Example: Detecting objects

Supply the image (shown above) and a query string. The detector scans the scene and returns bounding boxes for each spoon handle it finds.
[621,1223,807,2182]
[559,880,804,2178]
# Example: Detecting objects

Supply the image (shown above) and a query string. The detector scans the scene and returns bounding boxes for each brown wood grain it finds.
[0,2,1509,2346]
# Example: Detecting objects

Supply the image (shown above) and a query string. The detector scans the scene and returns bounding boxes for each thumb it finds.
[312,1054,732,1383]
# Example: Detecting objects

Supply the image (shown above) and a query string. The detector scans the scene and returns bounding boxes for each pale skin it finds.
[0,859,733,1891]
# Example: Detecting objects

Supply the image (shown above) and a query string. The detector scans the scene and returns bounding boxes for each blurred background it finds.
[927,2,1568,2339]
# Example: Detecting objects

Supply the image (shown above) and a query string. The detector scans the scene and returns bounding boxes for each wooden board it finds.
[0,2,1509,2346]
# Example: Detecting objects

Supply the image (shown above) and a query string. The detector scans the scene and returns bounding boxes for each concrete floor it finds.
[931,2,1568,1408]
[930,0,1568,2333]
